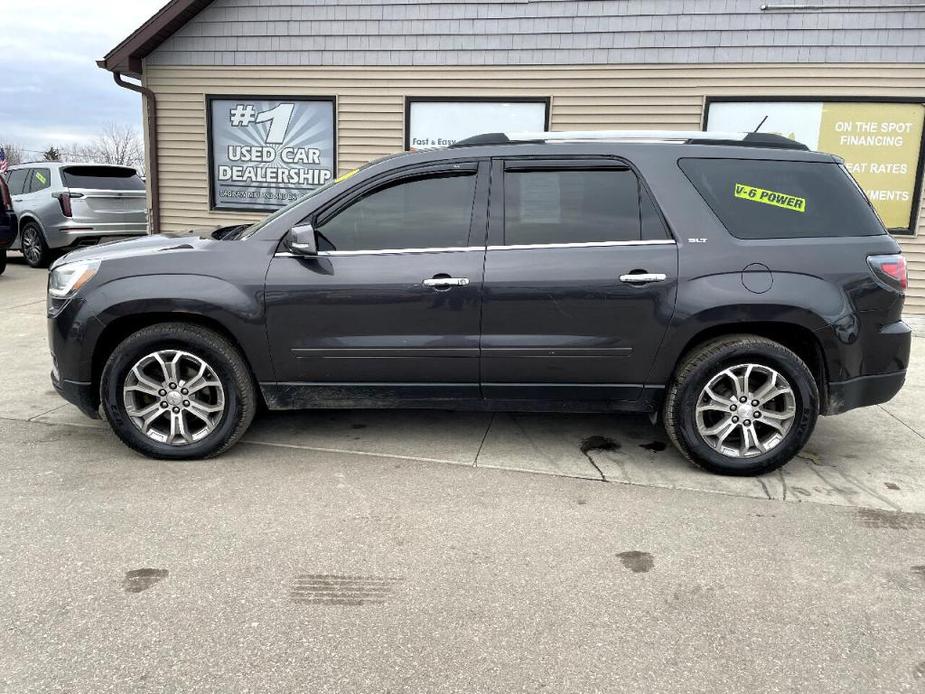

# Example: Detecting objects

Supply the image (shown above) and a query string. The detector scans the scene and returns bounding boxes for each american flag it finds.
[0,147,7,174]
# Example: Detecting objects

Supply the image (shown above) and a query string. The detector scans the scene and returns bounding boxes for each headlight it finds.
[48,260,101,299]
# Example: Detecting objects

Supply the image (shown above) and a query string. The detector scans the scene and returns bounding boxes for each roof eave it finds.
[97,0,212,77]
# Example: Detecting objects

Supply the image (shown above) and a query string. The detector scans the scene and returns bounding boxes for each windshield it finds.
[231,152,408,240]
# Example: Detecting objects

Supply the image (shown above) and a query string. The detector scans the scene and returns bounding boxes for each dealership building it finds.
[99,0,925,310]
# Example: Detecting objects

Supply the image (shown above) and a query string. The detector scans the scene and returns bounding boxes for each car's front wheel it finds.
[20,222,50,268]
[663,335,819,476]
[101,323,256,459]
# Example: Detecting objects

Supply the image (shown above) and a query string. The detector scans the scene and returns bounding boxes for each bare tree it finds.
[0,142,25,165]
[65,123,144,170]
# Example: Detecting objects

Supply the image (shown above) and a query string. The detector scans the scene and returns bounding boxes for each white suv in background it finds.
[3,163,148,267]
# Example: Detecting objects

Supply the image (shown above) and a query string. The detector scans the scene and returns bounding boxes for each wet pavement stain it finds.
[580,435,620,455]
[639,441,667,452]
[914,661,925,681]
[617,551,654,573]
[912,566,925,580]
[579,436,620,481]
[289,574,403,606]
[885,482,901,490]
[857,508,925,530]
[122,568,169,593]
[350,424,367,430]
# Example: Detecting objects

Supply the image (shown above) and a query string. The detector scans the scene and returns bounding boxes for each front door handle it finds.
[619,272,667,284]
[423,276,470,289]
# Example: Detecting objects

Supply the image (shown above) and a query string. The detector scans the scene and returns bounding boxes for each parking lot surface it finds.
[2,258,924,692]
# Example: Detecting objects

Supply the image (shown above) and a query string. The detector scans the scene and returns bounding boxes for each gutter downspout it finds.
[111,71,160,233]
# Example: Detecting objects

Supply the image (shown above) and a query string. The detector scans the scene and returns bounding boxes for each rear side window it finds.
[5,169,29,196]
[61,166,144,191]
[678,158,885,239]
[502,167,669,246]
[28,168,51,193]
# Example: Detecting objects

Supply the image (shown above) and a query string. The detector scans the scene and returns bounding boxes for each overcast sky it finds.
[0,0,167,155]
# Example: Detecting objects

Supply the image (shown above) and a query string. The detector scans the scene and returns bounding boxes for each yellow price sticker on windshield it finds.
[734,183,806,213]
[335,168,359,183]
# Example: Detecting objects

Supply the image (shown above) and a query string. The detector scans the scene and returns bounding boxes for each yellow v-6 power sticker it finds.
[734,183,806,213]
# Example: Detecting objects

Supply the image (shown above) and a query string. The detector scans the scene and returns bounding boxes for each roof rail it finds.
[450,130,808,150]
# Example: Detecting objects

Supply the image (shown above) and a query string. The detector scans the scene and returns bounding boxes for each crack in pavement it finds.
[878,404,925,441]
[472,413,495,468]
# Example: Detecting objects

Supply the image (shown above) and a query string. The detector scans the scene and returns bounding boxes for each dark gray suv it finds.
[47,131,911,475]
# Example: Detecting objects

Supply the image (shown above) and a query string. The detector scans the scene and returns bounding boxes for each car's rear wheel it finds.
[100,323,256,460]
[663,335,819,476]
[20,222,50,268]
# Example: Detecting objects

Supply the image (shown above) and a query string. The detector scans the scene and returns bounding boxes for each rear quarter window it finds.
[61,166,144,191]
[28,168,51,193]
[678,158,885,239]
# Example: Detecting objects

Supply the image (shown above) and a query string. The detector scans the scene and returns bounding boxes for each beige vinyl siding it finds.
[142,62,925,311]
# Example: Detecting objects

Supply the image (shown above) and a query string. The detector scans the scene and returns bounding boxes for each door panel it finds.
[481,243,677,400]
[266,249,483,389]
[0,178,13,248]
[480,158,678,401]
[264,160,488,402]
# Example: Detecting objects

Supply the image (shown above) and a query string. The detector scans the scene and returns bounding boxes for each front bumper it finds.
[51,370,100,419]
[48,293,103,419]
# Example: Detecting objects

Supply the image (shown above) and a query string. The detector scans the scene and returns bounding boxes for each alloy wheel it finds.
[694,363,797,458]
[21,227,41,266]
[122,349,226,446]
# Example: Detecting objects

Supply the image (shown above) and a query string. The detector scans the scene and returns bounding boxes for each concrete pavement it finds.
[2,256,925,691]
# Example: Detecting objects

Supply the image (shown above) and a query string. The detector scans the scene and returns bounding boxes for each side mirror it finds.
[287,223,317,256]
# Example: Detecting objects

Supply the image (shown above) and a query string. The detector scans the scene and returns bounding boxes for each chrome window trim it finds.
[273,239,676,258]
[487,239,676,251]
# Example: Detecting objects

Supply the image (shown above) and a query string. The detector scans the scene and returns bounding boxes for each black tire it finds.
[100,323,256,460]
[20,222,50,268]
[0,249,6,275]
[663,334,819,476]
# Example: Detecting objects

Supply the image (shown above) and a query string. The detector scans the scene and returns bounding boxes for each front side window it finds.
[679,157,886,239]
[502,167,666,246]
[28,168,51,193]
[316,173,477,252]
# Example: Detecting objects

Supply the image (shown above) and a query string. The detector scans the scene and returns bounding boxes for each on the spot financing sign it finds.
[707,101,925,234]
[208,96,335,211]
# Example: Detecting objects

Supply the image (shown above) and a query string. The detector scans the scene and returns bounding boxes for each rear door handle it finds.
[423,276,470,289]
[619,273,667,284]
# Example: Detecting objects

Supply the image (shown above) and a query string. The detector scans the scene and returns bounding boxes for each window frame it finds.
[308,160,487,255]
[492,156,675,249]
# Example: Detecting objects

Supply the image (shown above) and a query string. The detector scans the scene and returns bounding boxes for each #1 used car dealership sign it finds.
[207,96,335,211]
